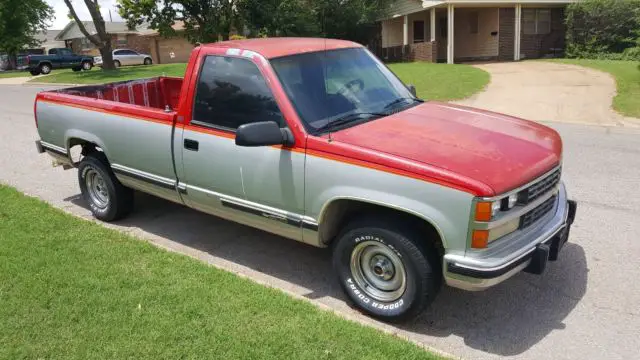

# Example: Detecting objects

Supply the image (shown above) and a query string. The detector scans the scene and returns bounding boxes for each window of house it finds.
[80,37,94,50]
[413,21,425,43]
[523,9,551,35]
[469,12,479,34]
[116,34,128,47]
[192,56,284,130]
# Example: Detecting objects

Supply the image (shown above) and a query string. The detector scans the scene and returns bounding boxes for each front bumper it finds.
[444,183,577,291]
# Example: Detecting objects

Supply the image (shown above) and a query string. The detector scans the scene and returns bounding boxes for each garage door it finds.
[157,38,194,64]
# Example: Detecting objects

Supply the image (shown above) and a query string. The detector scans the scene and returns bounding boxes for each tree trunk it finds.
[99,41,115,70]
[7,54,17,71]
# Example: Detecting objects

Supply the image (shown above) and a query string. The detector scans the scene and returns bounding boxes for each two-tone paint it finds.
[34,38,570,291]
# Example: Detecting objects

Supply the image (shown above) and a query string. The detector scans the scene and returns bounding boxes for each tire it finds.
[72,67,81,72]
[78,152,133,222]
[82,61,92,71]
[29,69,40,76]
[39,63,51,75]
[113,60,121,68]
[143,57,152,65]
[333,217,441,322]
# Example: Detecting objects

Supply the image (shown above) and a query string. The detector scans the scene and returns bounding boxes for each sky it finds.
[46,0,124,30]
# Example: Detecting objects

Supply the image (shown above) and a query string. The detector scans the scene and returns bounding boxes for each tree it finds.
[63,0,117,69]
[117,0,239,44]
[239,0,391,44]
[0,0,52,70]
[238,0,318,37]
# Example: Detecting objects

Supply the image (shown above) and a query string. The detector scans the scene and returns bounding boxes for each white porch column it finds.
[403,15,409,46]
[430,8,436,42]
[447,4,454,64]
[514,4,522,61]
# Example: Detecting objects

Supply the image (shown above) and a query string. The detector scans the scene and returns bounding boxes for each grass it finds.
[30,64,188,84]
[30,61,489,101]
[0,185,443,360]
[0,70,31,79]
[548,59,640,118]
[389,62,489,100]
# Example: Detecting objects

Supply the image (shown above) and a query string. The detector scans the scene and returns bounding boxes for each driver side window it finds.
[192,56,285,131]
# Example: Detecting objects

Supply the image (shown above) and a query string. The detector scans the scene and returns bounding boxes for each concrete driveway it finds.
[456,61,640,127]
[1,84,640,360]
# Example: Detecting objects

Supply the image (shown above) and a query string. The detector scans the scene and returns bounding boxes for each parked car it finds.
[33,38,577,322]
[27,48,93,75]
[94,49,153,68]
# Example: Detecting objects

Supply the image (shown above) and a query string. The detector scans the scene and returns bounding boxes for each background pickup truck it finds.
[27,48,93,76]
[34,38,577,322]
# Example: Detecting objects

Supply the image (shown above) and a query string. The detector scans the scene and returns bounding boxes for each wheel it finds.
[78,152,133,222]
[82,61,92,70]
[113,60,121,68]
[143,57,152,65]
[29,69,40,76]
[39,63,51,75]
[333,217,441,322]
[72,67,81,72]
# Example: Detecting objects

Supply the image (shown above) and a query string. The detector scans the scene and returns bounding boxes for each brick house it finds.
[138,22,195,64]
[54,21,152,56]
[377,0,572,63]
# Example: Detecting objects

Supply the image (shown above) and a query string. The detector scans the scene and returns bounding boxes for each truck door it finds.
[58,48,73,68]
[179,55,305,241]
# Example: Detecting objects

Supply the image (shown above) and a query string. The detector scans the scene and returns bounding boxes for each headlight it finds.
[471,218,520,249]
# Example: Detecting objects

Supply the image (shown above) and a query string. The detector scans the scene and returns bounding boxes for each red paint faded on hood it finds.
[327,102,562,196]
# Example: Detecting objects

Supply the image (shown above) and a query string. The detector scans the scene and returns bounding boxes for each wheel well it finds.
[318,199,444,253]
[39,61,52,68]
[67,138,103,165]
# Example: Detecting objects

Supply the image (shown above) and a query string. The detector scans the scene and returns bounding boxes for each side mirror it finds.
[235,121,294,147]
[407,84,417,97]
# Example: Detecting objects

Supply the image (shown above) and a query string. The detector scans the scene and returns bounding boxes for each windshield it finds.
[270,48,419,133]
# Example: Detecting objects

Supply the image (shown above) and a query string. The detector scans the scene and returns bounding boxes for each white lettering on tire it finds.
[346,278,404,311]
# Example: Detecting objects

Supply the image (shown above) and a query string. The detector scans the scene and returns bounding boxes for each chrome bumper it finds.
[443,183,576,291]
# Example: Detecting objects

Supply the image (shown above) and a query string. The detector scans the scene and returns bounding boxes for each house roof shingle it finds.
[55,21,139,41]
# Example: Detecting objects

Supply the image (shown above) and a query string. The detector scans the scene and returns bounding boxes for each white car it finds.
[94,49,153,68]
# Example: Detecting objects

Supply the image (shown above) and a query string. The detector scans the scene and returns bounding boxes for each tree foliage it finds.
[117,0,239,43]
[117,0,391,44]
[565,0,640,59]
[0,0,52,68]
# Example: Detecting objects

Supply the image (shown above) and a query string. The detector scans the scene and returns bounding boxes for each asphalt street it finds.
[1,84,639,360]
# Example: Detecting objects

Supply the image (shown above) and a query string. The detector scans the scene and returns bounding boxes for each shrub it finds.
[229,34,247,40]
[565,0,640,58]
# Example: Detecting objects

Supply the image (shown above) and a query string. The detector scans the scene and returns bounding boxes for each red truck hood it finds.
[327,102,562,195]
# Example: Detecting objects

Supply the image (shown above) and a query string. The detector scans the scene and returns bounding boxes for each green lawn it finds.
[0,185,443,360]
[389,62,489,101]
[548,59,640,118]
[30,64,188,84]
[0,70,31,79]
[30,61,489,101]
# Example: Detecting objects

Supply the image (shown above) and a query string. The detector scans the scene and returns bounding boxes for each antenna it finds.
[322,4,331,143]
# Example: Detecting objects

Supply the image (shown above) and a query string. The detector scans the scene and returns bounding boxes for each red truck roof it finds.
[202,37,362,59]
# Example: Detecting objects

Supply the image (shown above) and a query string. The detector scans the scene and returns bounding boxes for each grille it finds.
[519,168,561,205]
[520,195,556,229]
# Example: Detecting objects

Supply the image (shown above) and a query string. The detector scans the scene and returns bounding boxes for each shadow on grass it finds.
[65,191,587,357]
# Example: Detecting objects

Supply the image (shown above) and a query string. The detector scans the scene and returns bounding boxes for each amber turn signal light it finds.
[475,202,493,221]
[471,230,489,249]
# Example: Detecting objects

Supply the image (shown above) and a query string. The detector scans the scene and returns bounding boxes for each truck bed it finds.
[43,77,183,111]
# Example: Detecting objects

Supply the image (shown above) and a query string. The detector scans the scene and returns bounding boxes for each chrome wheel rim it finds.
[85,169,109,208]
[350,240,407,302]
[83,62,90,70]
[42,65,50,73]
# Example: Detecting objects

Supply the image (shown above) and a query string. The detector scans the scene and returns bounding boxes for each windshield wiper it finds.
[314,112,386,134]
[383,97,423,110]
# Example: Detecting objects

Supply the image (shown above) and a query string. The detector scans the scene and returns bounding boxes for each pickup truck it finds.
[34,38,577,322]
[27,48,93,76]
